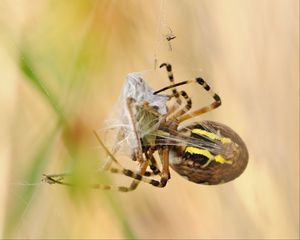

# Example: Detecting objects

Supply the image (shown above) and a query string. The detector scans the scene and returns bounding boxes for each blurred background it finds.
[0,0,299,239]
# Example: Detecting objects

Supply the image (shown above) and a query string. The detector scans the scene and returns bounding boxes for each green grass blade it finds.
[105,193,137,239]
[4,128,59,237]
[18,51,67,126]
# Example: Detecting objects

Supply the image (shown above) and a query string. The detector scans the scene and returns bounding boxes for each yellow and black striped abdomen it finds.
[170,121,248,185]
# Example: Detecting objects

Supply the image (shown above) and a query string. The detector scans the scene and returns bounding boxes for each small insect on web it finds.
[43,63,249,192]
[165,27,176,51]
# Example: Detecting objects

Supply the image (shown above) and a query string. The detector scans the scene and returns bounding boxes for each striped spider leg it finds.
[159,63,193,120]
[154,74,221,123]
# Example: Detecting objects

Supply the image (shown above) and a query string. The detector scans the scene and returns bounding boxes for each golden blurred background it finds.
[0,0,299,239]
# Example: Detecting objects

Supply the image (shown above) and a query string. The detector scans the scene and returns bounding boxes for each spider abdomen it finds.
[169,120,248,185]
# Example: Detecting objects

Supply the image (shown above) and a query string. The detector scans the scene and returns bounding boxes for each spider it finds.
[43,63,248,192]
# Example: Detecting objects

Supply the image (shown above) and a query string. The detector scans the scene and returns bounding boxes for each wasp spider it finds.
[43,63,248,191]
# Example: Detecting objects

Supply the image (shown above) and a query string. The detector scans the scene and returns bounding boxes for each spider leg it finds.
[163,90,192,120]
[178,78,221,123]
[147,153,161,175]
[143,147,161,175]
[126,97,145,164]
[42,167,157,182]
[167,90,192,120]
[154,78,221,123]
[158,147,171,187]
[108,166,167,192]
[42,176,144,192]
[160,63,181,105]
